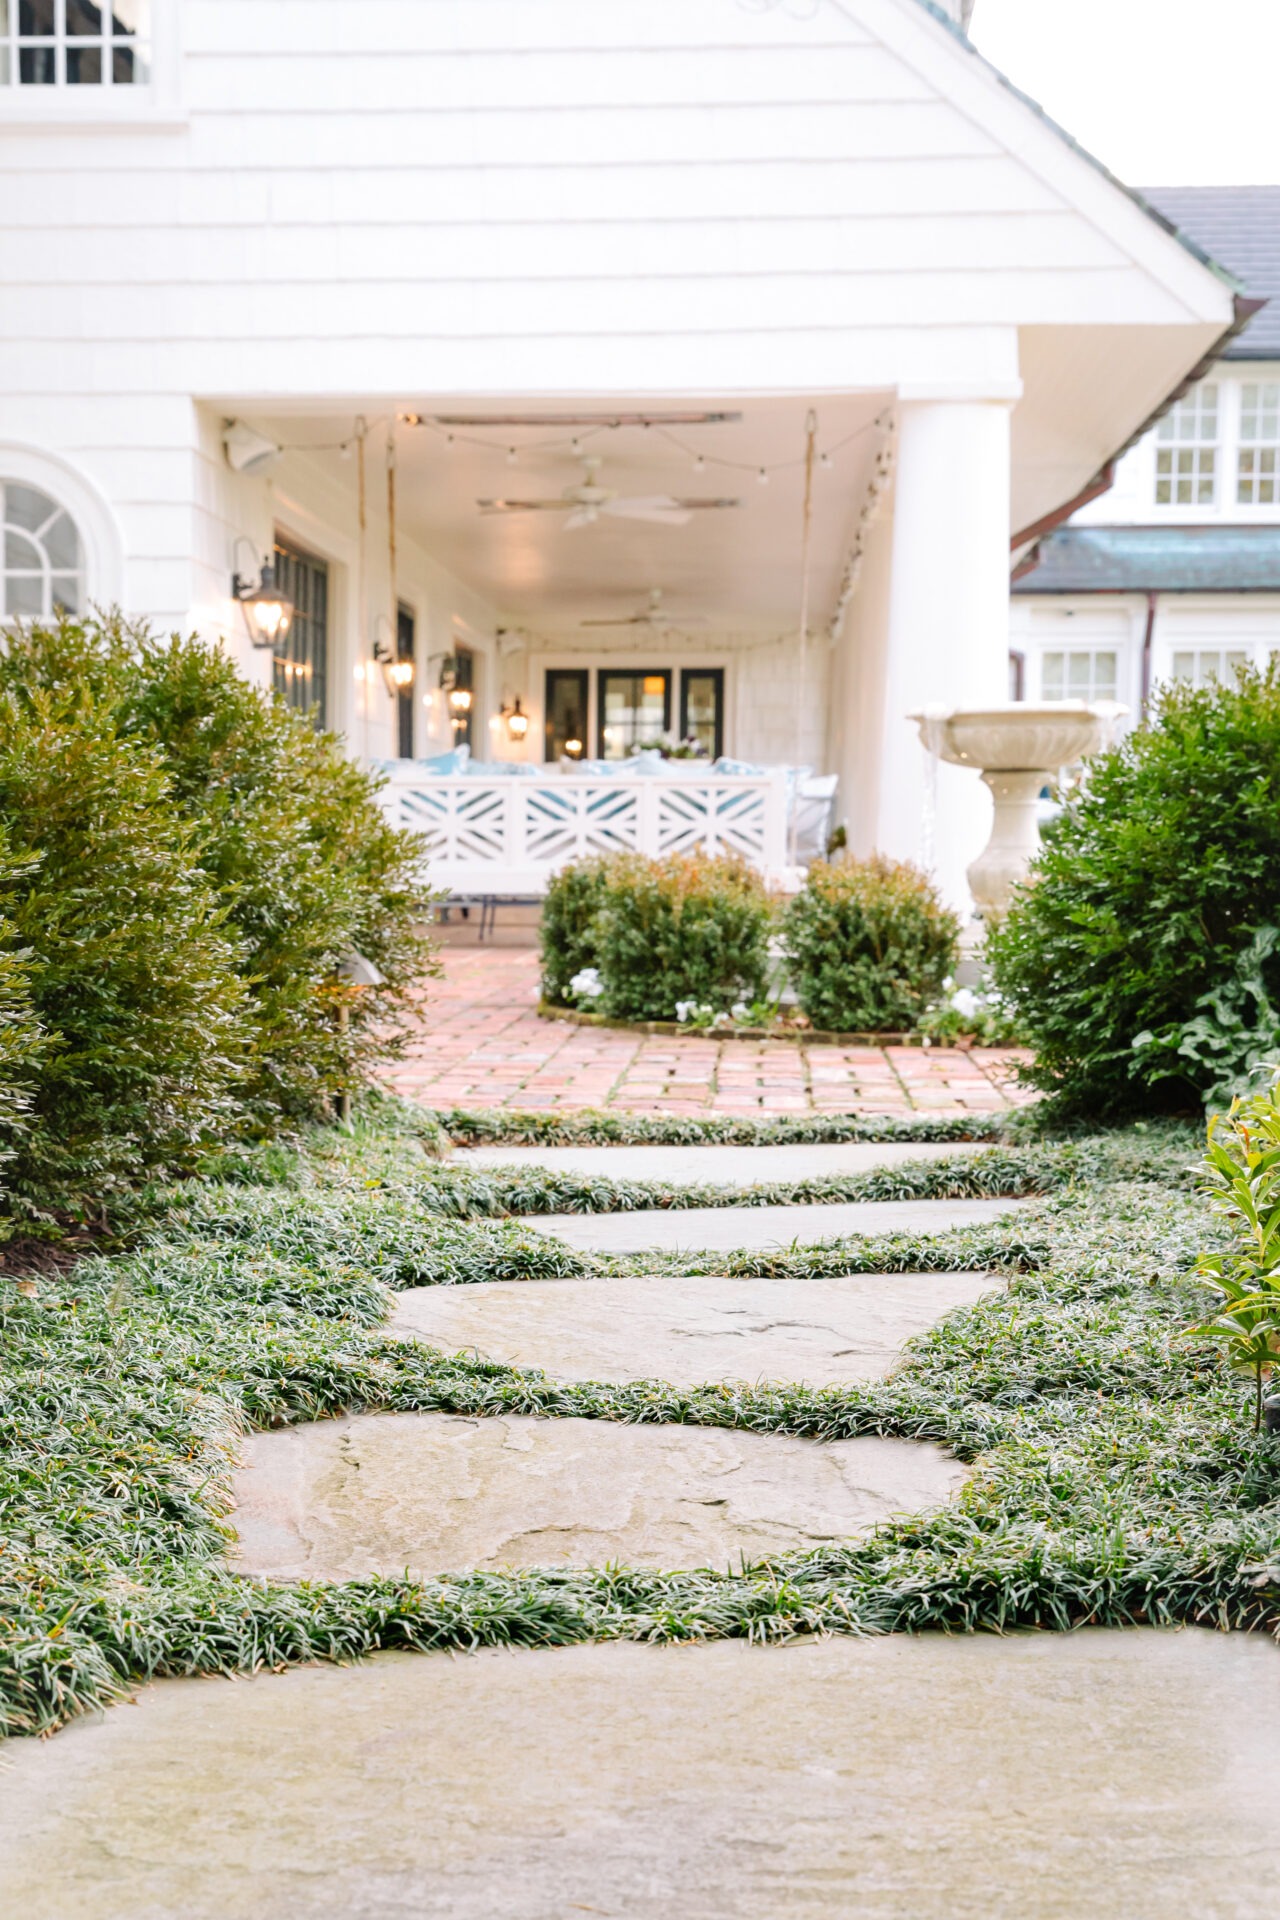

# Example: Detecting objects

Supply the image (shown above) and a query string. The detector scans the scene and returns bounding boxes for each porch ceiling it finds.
[252,393,888,636]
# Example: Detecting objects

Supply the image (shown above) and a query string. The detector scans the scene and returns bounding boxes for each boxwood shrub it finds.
[595,853,772,1021]
[987,664,1280,1113]
[541,851,772,1020]
[0,679,250,1220]
[783,857,959,1033]
[540,856,613,1007]
[0,614,435,1133]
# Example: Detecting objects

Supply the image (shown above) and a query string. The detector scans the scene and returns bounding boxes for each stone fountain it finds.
[911,703,1125,917]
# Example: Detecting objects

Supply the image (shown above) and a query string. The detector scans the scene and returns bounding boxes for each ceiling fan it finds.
[580,588,707,630]
[478,457,740,531]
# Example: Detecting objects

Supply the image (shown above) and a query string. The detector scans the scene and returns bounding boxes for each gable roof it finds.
[1139,188,1280,358]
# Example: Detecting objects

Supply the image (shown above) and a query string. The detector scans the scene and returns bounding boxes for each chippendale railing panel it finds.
[375,770,791,893]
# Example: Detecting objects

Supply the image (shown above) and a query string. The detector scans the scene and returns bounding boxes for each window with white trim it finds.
[1237,382,1280,506]
[1,480,83,617]
[1155,383,1219,506]
[0,1,149,88]
[1040,648,1118,702]
[1169,648,1249,687]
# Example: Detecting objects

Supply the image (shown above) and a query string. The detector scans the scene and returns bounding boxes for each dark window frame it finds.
[679,667,725,760]
[544,667,589,762]
[396,602,416,758]
[596,667,672,760]
[272,534,329,731]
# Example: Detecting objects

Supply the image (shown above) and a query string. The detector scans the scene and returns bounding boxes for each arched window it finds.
[1,480,84,617]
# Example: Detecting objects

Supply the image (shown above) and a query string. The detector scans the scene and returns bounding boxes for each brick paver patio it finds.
[386,949,1033,1117]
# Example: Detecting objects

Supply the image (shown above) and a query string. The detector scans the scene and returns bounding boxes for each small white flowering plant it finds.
[568,966,605,1005]
[919,974,1023,1046]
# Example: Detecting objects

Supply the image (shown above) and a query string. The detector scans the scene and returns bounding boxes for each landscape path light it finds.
[334,949,385,1123]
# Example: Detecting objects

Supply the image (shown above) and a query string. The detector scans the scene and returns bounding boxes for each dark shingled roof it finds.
[1141,187,1280,358]
[1012,525,1280,595]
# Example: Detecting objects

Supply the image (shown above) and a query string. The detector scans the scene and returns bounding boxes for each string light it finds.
[756,468,769,486]
[506,447,519,465]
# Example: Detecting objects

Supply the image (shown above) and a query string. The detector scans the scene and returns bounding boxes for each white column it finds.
[875,396,1012,916]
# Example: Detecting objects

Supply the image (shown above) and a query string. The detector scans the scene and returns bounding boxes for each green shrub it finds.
[540,857,612,1006]
[594,852,772,1021]
[0,847,47,1191]
[782,857,959,1033]
[0,681,250,1217]
[0,614,436,1127]
[987,666,1280,1114]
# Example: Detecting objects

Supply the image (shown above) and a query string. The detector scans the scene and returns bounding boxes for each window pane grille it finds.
[2,0,149,86]
[598,670,671,760]
[272,539,329,730]
[1155,384,1218,505]
[1,479,83,618]
[1169,648,1249,688]
[1040,648,1117,702]
[1237,381,1280,506]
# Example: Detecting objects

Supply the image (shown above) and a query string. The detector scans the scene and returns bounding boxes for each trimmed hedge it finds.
[0,613,437,1220]
[0,677,249,1218]
[539,856,612,1007]
[596,852,772,1021]
[541,850,772,1020]
[783,857,959,1034]
[988,664,1280,1113]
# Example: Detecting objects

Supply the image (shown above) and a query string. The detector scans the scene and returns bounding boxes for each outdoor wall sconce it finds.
[564,720,584,758]
[371,637,413,697]
[503,697,529,742]
[232,550,294,649]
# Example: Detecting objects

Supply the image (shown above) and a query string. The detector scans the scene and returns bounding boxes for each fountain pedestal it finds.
[910,704,1124,918]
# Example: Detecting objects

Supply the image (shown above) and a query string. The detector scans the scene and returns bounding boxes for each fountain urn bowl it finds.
[910,703,1124,918]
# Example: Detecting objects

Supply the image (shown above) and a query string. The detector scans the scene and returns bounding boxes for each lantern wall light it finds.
[503,697,529,742]
[371,637,414,698]
[232,541,294,649]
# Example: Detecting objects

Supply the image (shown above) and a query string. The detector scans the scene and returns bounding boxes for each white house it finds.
[0,0,1244,911]
[1013,185,1280,714]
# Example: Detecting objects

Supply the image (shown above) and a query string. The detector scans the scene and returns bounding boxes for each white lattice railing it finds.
[375,768,793,896]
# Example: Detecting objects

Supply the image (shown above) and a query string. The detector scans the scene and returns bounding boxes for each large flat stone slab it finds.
[4,1631,1278,1918]
[232,1412,965,1580]
[521,1195,1028,1254]
[454,1139,988,1185]
[390,1270,1000,1389]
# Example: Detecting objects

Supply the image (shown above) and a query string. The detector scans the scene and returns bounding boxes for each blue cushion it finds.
[464,758,539,778]
[414,744,471,775]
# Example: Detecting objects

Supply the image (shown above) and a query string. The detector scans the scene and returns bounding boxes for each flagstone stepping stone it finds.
[519,1195,1029,1254]
[5,1631,1278,1918]
[231,1412,966,1582]
[390,1269,1000,1390]
[453,1139,989,1185]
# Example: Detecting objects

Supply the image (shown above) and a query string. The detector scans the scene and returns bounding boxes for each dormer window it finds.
[1,1,149,88]
[1155,383,1218,506]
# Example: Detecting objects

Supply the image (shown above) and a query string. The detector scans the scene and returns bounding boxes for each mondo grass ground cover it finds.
[4,1101,1280,1740]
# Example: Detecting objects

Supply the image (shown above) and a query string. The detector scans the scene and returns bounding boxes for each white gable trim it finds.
[831,0,1237,326]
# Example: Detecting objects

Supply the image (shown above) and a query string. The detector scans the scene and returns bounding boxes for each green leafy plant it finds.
[783,856,959,1033]
[919,976,1025,1047]
[0,677,250,1219]
[0,614,436,1128]
[594,852,772,1021]
[987,664,1280,1114]
[540,857,613,1007]
[1187,1079,1280,1428]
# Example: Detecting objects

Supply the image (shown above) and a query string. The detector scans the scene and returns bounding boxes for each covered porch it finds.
[209,334,1230,914]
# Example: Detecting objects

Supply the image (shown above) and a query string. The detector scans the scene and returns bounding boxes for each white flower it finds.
[951,986,980,1021]
[675,999,697,1023]
[711,1010,734,1030]
[730,1001,749,1022]
[569,967,604,1001]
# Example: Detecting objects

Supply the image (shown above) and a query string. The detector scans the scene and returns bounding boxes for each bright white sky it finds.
[970,0,1280,187]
